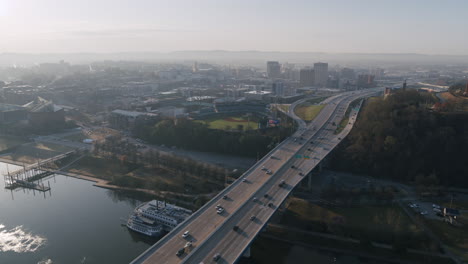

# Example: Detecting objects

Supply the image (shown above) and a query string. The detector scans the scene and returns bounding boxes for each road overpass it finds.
[131,88,384,264]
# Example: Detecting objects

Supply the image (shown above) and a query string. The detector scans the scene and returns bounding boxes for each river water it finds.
[0,162,156,264]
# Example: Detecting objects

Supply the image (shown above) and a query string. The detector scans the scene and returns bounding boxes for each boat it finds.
[133,200,192,232]
[126,214,163,237]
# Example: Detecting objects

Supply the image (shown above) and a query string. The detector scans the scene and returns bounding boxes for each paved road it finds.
[131,88,383,264]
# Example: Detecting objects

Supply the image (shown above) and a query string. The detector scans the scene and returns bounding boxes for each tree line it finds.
[133,116,296,158]
[330,89,468,187]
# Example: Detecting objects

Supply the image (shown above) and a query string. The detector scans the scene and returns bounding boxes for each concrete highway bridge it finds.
[131,88,384,264]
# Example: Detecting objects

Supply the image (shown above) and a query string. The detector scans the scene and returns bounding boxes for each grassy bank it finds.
[294,104,325,121]
[280,197,432,251]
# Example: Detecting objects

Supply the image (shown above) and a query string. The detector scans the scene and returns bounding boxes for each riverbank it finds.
[0,156,214,210]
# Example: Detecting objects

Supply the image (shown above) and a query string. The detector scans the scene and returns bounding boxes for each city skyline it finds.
[1,0,468,55]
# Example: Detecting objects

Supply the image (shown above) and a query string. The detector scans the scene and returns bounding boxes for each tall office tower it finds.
[267,61,281,79]
[299,68,315,87]
[314,62,328,87]
[340,67,356,80]
[271,81,285,96]
[370,68,385,79]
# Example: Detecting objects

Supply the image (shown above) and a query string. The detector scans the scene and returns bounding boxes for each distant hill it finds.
[1,51,468,67]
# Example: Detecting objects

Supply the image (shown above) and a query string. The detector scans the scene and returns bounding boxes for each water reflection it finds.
[37,258,53,264]
[0,224,47,253]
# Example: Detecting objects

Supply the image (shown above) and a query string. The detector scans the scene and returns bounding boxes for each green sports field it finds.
[196,116,259,131]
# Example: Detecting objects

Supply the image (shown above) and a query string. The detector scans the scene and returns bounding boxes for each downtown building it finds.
[314,62,328,87]
[266,61,281,79]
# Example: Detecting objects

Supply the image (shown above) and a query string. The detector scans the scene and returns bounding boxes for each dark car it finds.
[213,253,221,261]
[176,248,185,256]
[233,225,239,231]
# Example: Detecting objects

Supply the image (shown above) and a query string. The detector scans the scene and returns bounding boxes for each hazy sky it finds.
[1,0,468,54]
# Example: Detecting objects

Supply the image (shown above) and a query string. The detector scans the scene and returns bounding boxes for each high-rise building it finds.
[271,81,285,96]
[370,68,384,79]
[357,74,375,88]
[314,62,328,87]
[340,68,356,80]
[267,61,281,79]
[299,68,315,87]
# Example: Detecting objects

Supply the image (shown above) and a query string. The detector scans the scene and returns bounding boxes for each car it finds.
[420,211,428,215]
[261,166,268,171]
[268,202,274,207]
[291,165,295,169]
[222,195,228,200]
[252,197,258,202]
[264,194,268,198]
[307,148,311,151]
[299,172,304,176]
[182,231,189,238]
[176,248,185,256]
[432,204,441,209]
[185,241,192,248]
[266,170,273,175]
[242,178,247,182]
[338,137,341,140]
[250,215,255,221]
[213,253,221,261]
[217,207,224,214]
[270,155,276,159]
[233,226,239,231]
[216,204,222,209]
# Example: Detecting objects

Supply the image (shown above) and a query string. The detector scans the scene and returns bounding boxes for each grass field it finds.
[196,115,259,131]
[63,132,87,142]
[2,142,75,163]
[0,135,28,152]
[66,154,223,195]
[294,104,325,121]
[277,104,290,112]
[281,197,429,249]
[424,218,468,262]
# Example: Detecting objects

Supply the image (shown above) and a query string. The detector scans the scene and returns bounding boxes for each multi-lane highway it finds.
[131,88,383,264]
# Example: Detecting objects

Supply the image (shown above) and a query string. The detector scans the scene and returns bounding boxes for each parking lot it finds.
[408,201,444,220]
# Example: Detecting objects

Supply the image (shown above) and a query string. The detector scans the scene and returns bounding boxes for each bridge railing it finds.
[130,132,294,263]
[131,89,383,263]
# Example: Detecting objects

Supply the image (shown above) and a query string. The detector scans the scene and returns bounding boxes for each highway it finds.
[131,88,383,264]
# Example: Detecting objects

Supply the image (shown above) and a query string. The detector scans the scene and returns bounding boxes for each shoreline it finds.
[0,157,206,209]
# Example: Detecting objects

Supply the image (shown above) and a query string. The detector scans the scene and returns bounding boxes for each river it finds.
[0,162,156,264]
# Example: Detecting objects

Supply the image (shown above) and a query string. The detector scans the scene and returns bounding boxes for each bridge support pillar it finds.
[243,246,251,258]
[318,162,323,173]
[307,173,312,190]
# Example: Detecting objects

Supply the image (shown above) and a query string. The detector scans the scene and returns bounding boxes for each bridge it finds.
[131,88,384,264]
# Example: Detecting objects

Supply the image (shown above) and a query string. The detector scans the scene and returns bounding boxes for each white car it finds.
[185,241,192,248]
[242,178,247,182]
[261,166,268,171]
[182,231,189,238]
[217,208,224,214]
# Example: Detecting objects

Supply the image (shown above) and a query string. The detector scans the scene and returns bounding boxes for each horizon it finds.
[1,0,468,55]
[1,50,468,56]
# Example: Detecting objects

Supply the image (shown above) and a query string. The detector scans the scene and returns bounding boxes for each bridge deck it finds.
[131,89,383,264]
